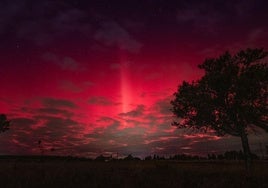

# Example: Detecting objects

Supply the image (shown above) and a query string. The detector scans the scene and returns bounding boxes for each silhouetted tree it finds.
[38,140,44,155]
[171,48,268,171]
[170,154,200,160]
[208,153,216,160]
[224,150,239,160]
[145,155,152,160]
[124,154,134,160]
[123,154,141,161]
[95,155,106,161]
[0,114,10,133]
[238,150,244,160]
[217,154,224,160]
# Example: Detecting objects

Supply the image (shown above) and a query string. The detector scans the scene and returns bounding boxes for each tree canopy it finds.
[0,114,10,133]
[171,48,268,170]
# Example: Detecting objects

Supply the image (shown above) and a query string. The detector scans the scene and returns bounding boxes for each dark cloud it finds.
[88,96,118,106]
[119,105,145,117]
[10,101,75,121]
[43,52,84,71]
[97,116,119,124]
[42,116,79,129]
[59,80,94,93]
[42,98,77,109]
[37,108,73,117]
[0,110,84,155]
[94,21,142,53]
[153,97,172,115]
[84,117,150,157]
[4,99,99,155]
[4,99,268,158]
[0,1,145,50]
[0,1,91,45]
[0,0,25,35]
[176,2,231,35]
[176,0,268,35]
[59,80,83,93]
[12,117,37,128]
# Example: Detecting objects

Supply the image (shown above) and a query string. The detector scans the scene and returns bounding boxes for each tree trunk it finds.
[240,128,252,173]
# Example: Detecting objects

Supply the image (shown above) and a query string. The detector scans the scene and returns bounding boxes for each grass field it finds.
[0,159,267,188]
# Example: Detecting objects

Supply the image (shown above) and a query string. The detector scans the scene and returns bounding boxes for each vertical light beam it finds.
[119,51,131,113]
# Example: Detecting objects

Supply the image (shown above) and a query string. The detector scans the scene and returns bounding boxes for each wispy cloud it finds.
[94,21,142,53]
[0,1,92,46]
[42,98,77,109]
[43,52,85,71]
[88,96,119,106]
[119,105,145,118]
[59,80,94,93]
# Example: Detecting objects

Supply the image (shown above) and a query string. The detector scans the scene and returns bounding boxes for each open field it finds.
[0,159,267,188]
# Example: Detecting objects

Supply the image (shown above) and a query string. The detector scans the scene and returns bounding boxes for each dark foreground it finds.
[0,159,267,188]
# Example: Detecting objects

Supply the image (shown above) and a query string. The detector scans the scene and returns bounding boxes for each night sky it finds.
[0,0,268,158]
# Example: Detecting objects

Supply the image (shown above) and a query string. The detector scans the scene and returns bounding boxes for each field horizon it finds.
[0,156,267,188]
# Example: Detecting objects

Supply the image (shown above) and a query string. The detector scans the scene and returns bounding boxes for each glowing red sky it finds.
[0,0,268,158]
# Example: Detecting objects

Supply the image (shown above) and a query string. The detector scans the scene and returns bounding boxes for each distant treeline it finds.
[95,150,262,162]
[0,155,93,162]
[0,150,264,162]
[146,150,260,161]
